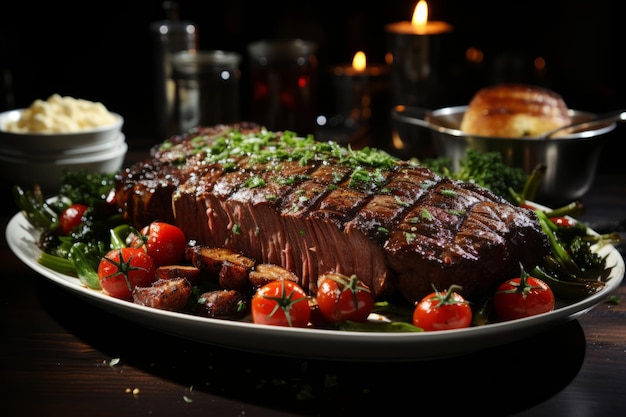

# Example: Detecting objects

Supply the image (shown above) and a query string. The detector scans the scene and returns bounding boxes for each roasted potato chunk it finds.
[195,290,248,320]
[192,246,255,275]
[133,277,192,311]
[219,260,253,291]
[248,263,299,288]
[156,264,202,286]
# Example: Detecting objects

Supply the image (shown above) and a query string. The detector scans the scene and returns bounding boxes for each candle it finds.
[385,0,453,35]
[330,51,389,128]
[331,51,389,78]
[385,0,453,107]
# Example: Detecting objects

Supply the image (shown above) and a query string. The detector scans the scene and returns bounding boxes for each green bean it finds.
[536,210,582,276]
[37,252,76,277]
[13,185,56,230]
[543,201,586,218]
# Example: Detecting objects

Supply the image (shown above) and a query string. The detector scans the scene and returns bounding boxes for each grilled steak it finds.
[115,123,550,303]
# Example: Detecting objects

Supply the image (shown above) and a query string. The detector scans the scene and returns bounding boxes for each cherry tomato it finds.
[251,279,310,327]
[550,216,575,227]
[97,247,157,299]
[412,285,472,331]
[59,203,89,235]
[131,221,187,266]
[493,267,555,321]
[316,273,374,323]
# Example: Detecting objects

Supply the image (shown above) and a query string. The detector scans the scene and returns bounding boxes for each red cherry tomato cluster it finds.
[250,272,376,328]
[95,221,188,300]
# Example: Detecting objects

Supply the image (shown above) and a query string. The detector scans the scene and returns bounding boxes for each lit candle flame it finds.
[352,51,366,71]
[412,0,428,27]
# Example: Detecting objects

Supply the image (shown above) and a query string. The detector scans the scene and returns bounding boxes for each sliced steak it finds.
[385,179,547,302]
[115,124,550,303]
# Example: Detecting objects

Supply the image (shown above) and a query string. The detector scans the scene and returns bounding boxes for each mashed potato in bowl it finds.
[4,94,118,133]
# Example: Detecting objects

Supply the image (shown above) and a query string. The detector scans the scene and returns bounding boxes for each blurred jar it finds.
[247,39,318,135]
[171,50,242,133]
[0,67,14,112]
[150,1,198,139]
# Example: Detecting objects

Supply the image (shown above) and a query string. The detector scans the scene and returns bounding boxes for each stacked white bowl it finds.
[0,106,127,195]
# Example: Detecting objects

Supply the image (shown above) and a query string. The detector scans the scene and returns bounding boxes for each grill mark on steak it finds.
[386,182,546,302]
[279,179,328,216]
[116,125,550,303]
[309,186,369,227]
[344,165,440,243]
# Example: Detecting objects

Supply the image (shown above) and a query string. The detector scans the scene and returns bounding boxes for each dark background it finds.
[1,0,624,172]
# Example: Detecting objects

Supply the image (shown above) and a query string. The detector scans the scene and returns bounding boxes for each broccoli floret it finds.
[569,236,604,278]
[417,149,527,202]
[417,156,453,177]
[454,149,527,201]
[58,169,116,206]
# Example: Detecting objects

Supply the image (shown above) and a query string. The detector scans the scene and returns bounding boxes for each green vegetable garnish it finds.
[419,148,527,202]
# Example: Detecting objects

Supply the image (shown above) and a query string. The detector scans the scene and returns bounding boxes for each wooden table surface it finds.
[1,150,624,417]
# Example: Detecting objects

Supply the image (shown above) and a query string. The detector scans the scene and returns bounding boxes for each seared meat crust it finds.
[115,123,550,303]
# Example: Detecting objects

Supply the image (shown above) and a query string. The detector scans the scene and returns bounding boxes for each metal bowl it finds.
[390,105,617,205]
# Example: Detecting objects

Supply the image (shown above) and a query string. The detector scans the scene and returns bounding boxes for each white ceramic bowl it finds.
[0,133,127,161]
[0,109,124,156]
[0,141,128,195]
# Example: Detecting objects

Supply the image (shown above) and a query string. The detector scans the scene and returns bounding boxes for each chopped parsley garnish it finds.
[245,176,266,188]
[394,196,410,207]
[440,189,457,197]
[159,129,398,174]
